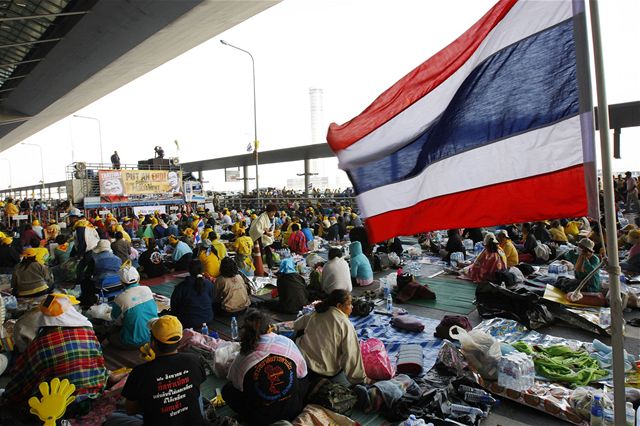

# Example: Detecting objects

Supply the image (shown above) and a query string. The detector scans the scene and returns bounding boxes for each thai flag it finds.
[327,0,597,243]
[194,218,205,245]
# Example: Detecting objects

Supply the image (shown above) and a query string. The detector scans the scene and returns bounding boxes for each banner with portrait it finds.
[99,169,183,203]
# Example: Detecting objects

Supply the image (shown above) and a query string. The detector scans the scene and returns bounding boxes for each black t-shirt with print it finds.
[241,354,307,423]
[122,353,206,425]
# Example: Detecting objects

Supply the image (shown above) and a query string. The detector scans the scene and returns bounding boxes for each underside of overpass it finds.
[0,0,279,152]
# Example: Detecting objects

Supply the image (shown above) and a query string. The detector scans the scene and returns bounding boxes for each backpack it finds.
[534,242,551,261]
[351,296,374,317]
[309,379,358,415]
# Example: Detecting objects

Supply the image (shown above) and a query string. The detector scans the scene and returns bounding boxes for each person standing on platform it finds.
[111,151,121,169]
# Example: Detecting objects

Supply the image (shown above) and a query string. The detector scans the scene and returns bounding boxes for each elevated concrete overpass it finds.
[0,0,280,152]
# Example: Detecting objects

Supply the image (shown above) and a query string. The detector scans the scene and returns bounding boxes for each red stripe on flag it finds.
[327,0,518,151]
[364,165,588,243]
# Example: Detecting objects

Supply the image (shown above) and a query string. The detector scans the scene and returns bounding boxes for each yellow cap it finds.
[40,293,79,317]
[150,315,183,344]
[32,220,40,226]
[23,248,37,257]
[168,235,178,244]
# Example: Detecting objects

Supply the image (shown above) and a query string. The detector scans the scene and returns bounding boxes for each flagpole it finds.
[588,0,625,421]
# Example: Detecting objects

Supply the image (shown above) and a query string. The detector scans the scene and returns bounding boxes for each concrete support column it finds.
[243,164,249,195]
[304,158,310,198]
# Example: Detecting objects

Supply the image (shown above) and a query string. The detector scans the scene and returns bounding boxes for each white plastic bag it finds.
[86,303,113,321]
[449,325,501,380]
[213,341,240,378]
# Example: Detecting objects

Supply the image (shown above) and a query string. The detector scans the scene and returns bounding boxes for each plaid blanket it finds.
[350,313,442,373]
[4,326,108,404]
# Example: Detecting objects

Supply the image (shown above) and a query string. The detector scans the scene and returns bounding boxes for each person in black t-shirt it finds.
[138,239,168,278]
[105,316,206,426]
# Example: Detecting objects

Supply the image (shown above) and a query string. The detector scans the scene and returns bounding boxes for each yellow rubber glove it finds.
[28,378,76,426]
[139,343,156,362]
[211,387,225,408]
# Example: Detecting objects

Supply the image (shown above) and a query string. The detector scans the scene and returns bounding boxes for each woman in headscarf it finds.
[271,257,309,314]
[11,248,52,297]
[223,310,308,424]
[2,294,107,407]
[198,239,221,280]
[467,235,507,283]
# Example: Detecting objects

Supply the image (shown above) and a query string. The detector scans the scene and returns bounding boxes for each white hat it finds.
[483,232,497,246]
[119,266,140,285]
[93,239,112,253]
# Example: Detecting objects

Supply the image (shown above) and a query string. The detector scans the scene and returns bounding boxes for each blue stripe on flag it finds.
[350,19,579,194]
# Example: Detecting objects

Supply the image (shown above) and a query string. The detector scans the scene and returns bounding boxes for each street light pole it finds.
[220,40,259,200]
[0,158,11,195]
[73,114,104,165]
[22,143,44,199]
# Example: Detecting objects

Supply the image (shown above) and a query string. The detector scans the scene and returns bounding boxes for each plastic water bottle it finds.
[464,391,497,405]
[201,323,208,336]
[386,293,393,313]
[383,278,391,299]
[599,308,611,329]
[474,242,484,256]
[463,239,474,252]
[450,252,464,268]
[625,402,635,426]
[230,317,239,341]
[590,395,603,426]
[449,403,485,418]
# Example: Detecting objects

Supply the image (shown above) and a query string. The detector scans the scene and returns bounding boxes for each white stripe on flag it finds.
[336,0,573,169]
[356,115,583,218]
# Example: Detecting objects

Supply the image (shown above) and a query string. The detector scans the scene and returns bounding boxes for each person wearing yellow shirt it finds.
[201,225,213,241]
[199,239,221,279]
[549,220,569,244]
[496,230,519,268]
[4,199,18,218]
[44,220,61,241]
[233,228,254,276]
[209,232,227,259]
[564,219,581,243]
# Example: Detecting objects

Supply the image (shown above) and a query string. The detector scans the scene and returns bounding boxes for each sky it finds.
[0,0,638,193]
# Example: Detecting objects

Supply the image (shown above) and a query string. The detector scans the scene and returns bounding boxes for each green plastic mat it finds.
[147,281,179,297]
[407,275,477,314]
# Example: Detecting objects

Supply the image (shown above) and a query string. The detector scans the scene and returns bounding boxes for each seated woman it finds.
[559,238,602,293]
[11,248,52,297]
[170,259,216,330]
[167,235,193,271]
[621,229,640,273]
[138,238,168,278]
[321,247,352,294]
[549,220,569,244]
[350,240,373,286]
[109,266,157,349]
[198,239,221,280]
[294,290,367,386]
[215,257,251,316]
[440,228,465,262]
[287,223,308,255]
[1,294,107,407]
[517,222,539,264]
[268,257,308,314]
[224,310,308,425]
[233,228,255,276]
[467,235,507,283]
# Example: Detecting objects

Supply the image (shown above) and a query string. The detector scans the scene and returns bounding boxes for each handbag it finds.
[360,338,395,380]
